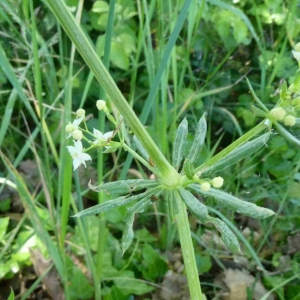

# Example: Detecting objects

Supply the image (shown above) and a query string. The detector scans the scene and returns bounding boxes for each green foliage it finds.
[1,0,300,298]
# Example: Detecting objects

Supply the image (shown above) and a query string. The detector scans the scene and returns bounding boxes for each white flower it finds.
[66,115,84,138]
[212,176,224,188]
[93,128,114,145]
[201,182,211,192]
[67,140,92,170]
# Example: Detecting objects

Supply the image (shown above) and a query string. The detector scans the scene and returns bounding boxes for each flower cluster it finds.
[66,100,116,170]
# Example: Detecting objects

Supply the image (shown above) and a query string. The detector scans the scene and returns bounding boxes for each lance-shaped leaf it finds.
[74,187,159,218]
[190,185,275,219]
[121,195,155,254]
[207,216,241,253]
[133,135,149,161]
[88,179,159,195]
[165,190,179,222]
[178,187,209,222]
[274,122,300,148]
[202,132,270,175]
[187,114,207,164]
[172,117,188,169]
[183,158,194,179]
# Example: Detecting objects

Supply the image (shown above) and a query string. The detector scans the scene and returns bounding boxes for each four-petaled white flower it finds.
[93,128,114,145]
[66,115,84,138]
[67,140,92,170]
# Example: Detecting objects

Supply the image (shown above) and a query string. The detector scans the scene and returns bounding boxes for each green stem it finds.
[46,0,179,184]
[175,190,203,300]
[194,121,268,173]
[122,143,161,177]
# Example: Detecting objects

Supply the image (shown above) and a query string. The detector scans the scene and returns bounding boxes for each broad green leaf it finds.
[0,217,9,240]
[74,188,159,218]
[172,117,188,169]
[113,270,153,296]
[183,159,194,179]
[178,187,209,222]
[274,122,300,148]
[202,132,270,175]
[92,1,109,13]
[88,179,159,195]
[207,217,241,253]
[121,197,152,254]
[187,114,207,164]
[139,244,168,281]
[191,185,275,219]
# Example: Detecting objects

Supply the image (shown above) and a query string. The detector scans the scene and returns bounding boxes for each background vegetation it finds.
[0,0,300,299]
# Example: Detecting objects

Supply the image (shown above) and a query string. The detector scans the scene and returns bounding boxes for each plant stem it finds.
[175,190,203,300]
[46,0,179,184]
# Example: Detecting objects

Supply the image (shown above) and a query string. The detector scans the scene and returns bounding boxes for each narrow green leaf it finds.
[190,185,275,219]
[246,78,269,112]
[183,159,194,179]
[172,117,188,169]
[280,80,287,100]
[0,152,64,278]
[133,135,149,161]
[121,197,152,254]
[88,179,159,195]
[207,217,241,253]
[202,132,270,175]
[187,114,207,164]
[74,188,158,218]
[178,187,209,222]
[274,122,300,148]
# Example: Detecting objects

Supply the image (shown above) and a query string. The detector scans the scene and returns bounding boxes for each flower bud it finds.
[65,123,74,133]
[212,176,224,188]
[76,108,85,118]
[284,115,296,127]
[201,182,211,192]
[270,107,286,121]
[96,100,106,111]
[72,129,83,140]
[295,42,300,52]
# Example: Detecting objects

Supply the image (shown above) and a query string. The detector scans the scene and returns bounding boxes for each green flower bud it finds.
[201,182,211,192]
[72,129,83,140]
[76,108,85,118]
[65,123,74,133]
[270,107,286,121]
[284,115,296,127]
[212,176,224,188]
[96,100,106,111]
